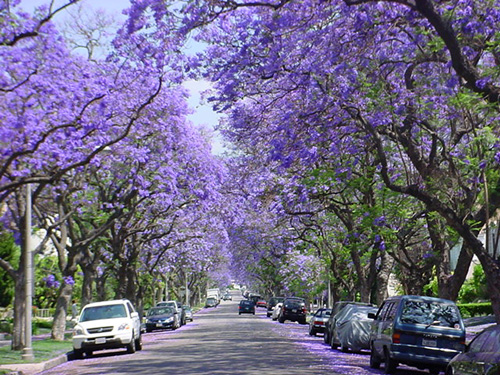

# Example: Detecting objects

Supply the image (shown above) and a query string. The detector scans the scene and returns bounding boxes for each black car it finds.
[278,297,307,324]
[238,300,255,315]
[446,323,500,375]
[266,296,285,318]
[145,306,179,332]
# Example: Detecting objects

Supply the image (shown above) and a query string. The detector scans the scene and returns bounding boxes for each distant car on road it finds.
[222,292,232,301]
[156,300,186,325]
[267,296,285,318]
[205,297,218,308]
[308,308,332,336]
[182,305,194,322]
[278,297,307,324]
[238,299,255,315]
[256,299,267,308]
[446,323,500,375]
[145,306,180,332]
[271,302,283,321]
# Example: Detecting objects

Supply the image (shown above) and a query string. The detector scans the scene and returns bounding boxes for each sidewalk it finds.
[0,333,72,375]
[0,353,69,375]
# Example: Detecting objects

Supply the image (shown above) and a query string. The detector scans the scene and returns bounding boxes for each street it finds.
[38,293,439,375]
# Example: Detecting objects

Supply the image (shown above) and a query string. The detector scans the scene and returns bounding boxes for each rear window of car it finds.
[285,299,304,308]
[400,299,461,328]
[240,300,253,306]
[81,304,127,321]
[148,307,174,316]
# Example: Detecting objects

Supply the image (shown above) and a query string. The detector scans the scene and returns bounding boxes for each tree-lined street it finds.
[1,0,500,368]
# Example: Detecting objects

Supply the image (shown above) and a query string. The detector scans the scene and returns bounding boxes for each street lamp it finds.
[21,183,34,360]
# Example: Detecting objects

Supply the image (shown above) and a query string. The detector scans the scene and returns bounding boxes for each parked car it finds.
[256,298,267,308]
[324,301,375,345]
[72,299,142,359]
[369,295,466,375]
[329,304,378,352]
[145,306,180,332]
[308,308,332,336]
[205,297,218,307]
[182,305,194,322]
[249,294,262,305]
[278,297,307,324]
[271,302,283,321]
[157,300,186,325]
[446,323,500,375]
[267,296,285,317]
[239,299,255,315]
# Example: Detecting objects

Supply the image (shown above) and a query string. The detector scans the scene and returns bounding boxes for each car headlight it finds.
[118,323,131,330]
[73,325,84,336]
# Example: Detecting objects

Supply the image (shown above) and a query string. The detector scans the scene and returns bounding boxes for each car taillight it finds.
[316,321,324,325]
[392,331,401,344]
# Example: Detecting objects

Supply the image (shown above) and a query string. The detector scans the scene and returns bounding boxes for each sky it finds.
[18,0,225,155]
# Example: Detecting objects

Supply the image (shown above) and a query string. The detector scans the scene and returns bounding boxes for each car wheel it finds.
[135,334,142,351]
[85,350,93,357]
[73,348,83,360]
[309,327,316,336]
[279,317,285,323]
[323,331,329,344]
[330,334,338,350]
[384,348,397,374]
[146,328,152,333]
[369,346,381,369]
[428,368,440,375]
[126,336,136,354]
[299,319,307,325]
[445,367,454,375]
[340,342,349,353]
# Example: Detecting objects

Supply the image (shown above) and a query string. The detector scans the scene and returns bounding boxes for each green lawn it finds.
[0,339,72,365]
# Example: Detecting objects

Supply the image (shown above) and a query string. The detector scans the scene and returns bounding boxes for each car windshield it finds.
[147,307,174,316]
[80,304,127,321]
[400,299,461,328]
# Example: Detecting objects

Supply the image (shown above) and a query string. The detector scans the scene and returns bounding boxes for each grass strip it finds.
[0,339,71,365]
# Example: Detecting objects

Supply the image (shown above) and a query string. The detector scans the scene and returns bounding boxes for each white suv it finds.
[72,299,142,359]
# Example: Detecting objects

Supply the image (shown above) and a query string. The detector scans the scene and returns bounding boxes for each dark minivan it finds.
[368,295,465,375]
[278,297,307,324]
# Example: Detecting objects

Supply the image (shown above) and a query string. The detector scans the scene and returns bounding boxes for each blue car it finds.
[369,295,466,375]
[238,300,255,315]
[145,306,179,332]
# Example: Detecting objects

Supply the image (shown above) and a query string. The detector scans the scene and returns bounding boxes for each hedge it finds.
[457,302,493,318]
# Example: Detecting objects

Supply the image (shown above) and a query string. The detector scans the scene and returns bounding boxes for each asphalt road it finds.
[37,292,451,375]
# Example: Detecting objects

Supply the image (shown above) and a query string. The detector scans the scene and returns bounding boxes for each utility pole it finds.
[22,184,34,361]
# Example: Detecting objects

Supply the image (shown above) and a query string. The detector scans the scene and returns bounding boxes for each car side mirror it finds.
[131,312,139,318]
[368,312,376,319]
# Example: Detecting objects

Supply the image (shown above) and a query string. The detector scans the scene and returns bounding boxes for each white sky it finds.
[18,0,225,155]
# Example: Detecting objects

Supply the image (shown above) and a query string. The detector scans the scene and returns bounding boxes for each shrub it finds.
[457,302,493,318]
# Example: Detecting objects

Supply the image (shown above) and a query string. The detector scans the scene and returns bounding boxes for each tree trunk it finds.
[51,282,73,341]
[375,250,393,305]
[438,242,473,301]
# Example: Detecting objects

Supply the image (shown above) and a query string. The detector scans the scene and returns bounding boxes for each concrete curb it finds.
[0,352,69,375]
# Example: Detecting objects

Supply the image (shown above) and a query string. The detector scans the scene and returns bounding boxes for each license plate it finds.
[156,323,163,327]
[95,337,106,344]
[292,309,297,313]
[422,339,437,347]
